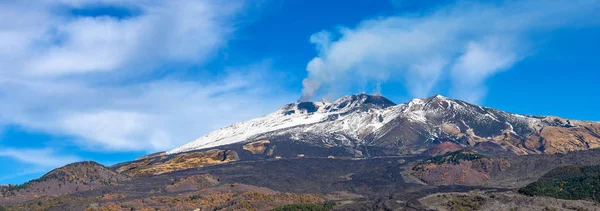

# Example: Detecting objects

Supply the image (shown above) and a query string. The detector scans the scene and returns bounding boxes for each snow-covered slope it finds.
[168,94,600,155]
[169,94,396,154]
[169,101,333,154]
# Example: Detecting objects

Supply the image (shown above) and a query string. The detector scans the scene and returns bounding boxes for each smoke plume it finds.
[299,0,600,103]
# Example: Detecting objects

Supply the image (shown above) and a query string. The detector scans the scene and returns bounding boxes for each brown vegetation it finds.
[85,184,325,211]
[0,161,129,204]
[243,140,271,155]
[116,149,239,177]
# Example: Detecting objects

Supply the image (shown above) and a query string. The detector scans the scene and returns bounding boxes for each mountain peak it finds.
[409,94,453,104]
[326,93,396,112]
[279,101,330,115]
[430,94,447,100]
[281,94,396,115]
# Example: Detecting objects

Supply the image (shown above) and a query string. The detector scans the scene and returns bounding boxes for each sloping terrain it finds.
[0,161,129,204]
[411,150,501,186]
[411,148,600,187]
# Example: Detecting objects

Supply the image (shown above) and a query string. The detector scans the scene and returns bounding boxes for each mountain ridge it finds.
[169,94,600,156]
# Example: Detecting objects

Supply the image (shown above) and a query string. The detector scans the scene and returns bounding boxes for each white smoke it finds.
[300,78,322,102]
[300,0,600,103]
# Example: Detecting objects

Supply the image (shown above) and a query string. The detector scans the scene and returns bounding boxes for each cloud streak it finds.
[1,0,240,77]
[0,148,81,167]
[0,0,294,153]
[301,0,600,103]
[0,63,292,152]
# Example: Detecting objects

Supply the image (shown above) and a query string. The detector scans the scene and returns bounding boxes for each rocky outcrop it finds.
[242,140,271,155]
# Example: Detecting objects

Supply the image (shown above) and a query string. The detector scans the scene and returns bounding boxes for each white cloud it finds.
[59,110,153,150]
[0,0,295,153]
[301,0,600,103]
[0,148,81,167]
[450,37,518,102]
[0,0,241,77]
[0,64,293,152]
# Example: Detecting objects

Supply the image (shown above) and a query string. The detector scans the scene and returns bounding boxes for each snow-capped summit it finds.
[169,94,397,154]
[324,93,396,113]
[279,101,331,115]
[168,94,600,156]
[279,93,396,115]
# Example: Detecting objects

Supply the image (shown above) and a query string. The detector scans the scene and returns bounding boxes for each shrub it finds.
[271,203,332,211]
[323,201,336,209]
[189,194,203,200]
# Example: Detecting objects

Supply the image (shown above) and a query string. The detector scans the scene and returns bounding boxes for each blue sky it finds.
[0,0,599,184]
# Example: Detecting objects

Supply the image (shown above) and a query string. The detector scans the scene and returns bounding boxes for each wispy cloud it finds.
[0,62,292,152]
[0,168,47,184]
[0,0,294,152]
[300,0,600,103]
[1,0,241,77]
[0,147,81,184]
[0,148,81,167]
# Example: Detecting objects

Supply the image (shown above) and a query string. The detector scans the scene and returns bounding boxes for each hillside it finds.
[0,161,129,204]
[411,150,510,185]
[519,165,600,202]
